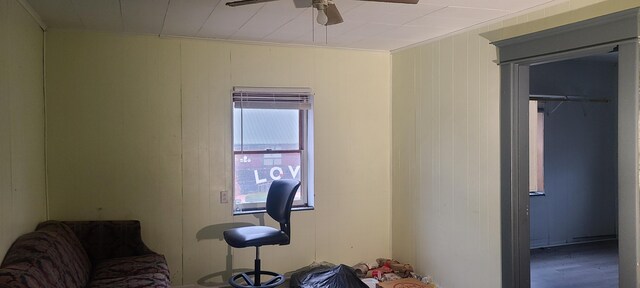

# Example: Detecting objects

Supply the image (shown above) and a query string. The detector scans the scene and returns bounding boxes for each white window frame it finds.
[231,87,315,214]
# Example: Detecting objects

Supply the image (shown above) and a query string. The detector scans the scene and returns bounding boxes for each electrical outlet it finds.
[220,191,229,204]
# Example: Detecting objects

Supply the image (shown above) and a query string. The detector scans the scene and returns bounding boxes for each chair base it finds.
[228,271,285,288]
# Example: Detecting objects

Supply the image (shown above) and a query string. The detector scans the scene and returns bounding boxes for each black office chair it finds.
[223,179,301,288]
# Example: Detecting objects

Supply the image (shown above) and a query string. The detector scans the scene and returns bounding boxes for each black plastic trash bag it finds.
[290,264,369,288]
[289,262,336,287]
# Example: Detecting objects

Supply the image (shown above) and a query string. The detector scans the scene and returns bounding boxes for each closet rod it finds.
[530,94,609,103]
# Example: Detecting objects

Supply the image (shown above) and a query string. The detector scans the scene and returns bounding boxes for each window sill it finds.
[529,191,545,197]
[233,206,315,216]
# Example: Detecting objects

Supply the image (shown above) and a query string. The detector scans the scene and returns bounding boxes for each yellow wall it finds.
[390,0,636,287]
[0,0,46,259]
[45,29,391,285]
[392,28,502,288]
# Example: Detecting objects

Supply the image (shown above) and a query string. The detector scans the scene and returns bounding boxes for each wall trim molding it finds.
[492,7,640,64]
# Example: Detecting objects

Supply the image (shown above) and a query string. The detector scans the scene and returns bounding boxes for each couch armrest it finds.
[57,221,156,265]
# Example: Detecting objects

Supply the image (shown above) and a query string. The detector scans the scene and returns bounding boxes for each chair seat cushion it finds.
[223,226,289,248]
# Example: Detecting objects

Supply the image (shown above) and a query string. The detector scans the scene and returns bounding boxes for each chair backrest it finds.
[266,179,301,237]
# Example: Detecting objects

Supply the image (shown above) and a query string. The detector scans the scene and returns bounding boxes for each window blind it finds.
[232,87,312,110]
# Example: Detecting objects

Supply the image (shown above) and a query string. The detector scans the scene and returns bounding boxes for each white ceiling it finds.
[26,0,555,51]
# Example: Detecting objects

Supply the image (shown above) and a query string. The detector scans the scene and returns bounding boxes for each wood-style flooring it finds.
[530,240,618,288]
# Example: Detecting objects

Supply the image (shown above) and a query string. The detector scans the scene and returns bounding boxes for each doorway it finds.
[493,8,640,288]
[527,53,619,288]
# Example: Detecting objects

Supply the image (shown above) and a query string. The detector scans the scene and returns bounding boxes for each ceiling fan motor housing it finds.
[312,0,328,10]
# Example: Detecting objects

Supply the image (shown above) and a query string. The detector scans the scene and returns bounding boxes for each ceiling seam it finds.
[447,5,512,12]
[160,0,170,36]
[229,4,266,39]
[348,5,449,49]
[260,7,311,41]
[195,0,222,37]
[118,0,124,32]
[68,0,86,30]
[400,6,447,26]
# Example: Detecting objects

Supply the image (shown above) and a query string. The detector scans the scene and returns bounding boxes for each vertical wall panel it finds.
[180,40,235,285]
[0,0,10,258]
[0,0,46,260]
[452,34,470,288]
[391,47,417,266]
[466,30,481,250]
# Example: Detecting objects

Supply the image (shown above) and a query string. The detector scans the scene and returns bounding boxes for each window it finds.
[529,100,544,194]
[232,87,314,213]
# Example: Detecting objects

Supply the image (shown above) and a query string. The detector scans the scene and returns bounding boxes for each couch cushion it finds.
[60,221,153,265]
[0,222,92,288]
[0,264,50,288]
[88,273,169,288]
[91,254,170,281]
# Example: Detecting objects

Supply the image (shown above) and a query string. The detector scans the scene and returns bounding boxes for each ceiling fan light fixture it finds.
[316,8,329,25]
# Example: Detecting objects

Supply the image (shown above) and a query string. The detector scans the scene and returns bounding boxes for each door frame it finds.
[493,8,640,288]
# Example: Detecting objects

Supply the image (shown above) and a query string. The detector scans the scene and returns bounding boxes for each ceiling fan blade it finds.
[360,0,419,4]
[226,0,278,7]
[293,0,312,8]
[325,3,343,25]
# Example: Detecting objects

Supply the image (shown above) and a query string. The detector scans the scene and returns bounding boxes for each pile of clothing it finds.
[351,258,415,282]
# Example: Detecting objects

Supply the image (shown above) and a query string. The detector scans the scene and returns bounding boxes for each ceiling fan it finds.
[225,0,419,26]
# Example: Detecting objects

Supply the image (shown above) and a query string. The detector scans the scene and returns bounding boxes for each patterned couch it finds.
[0,221,170,288]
